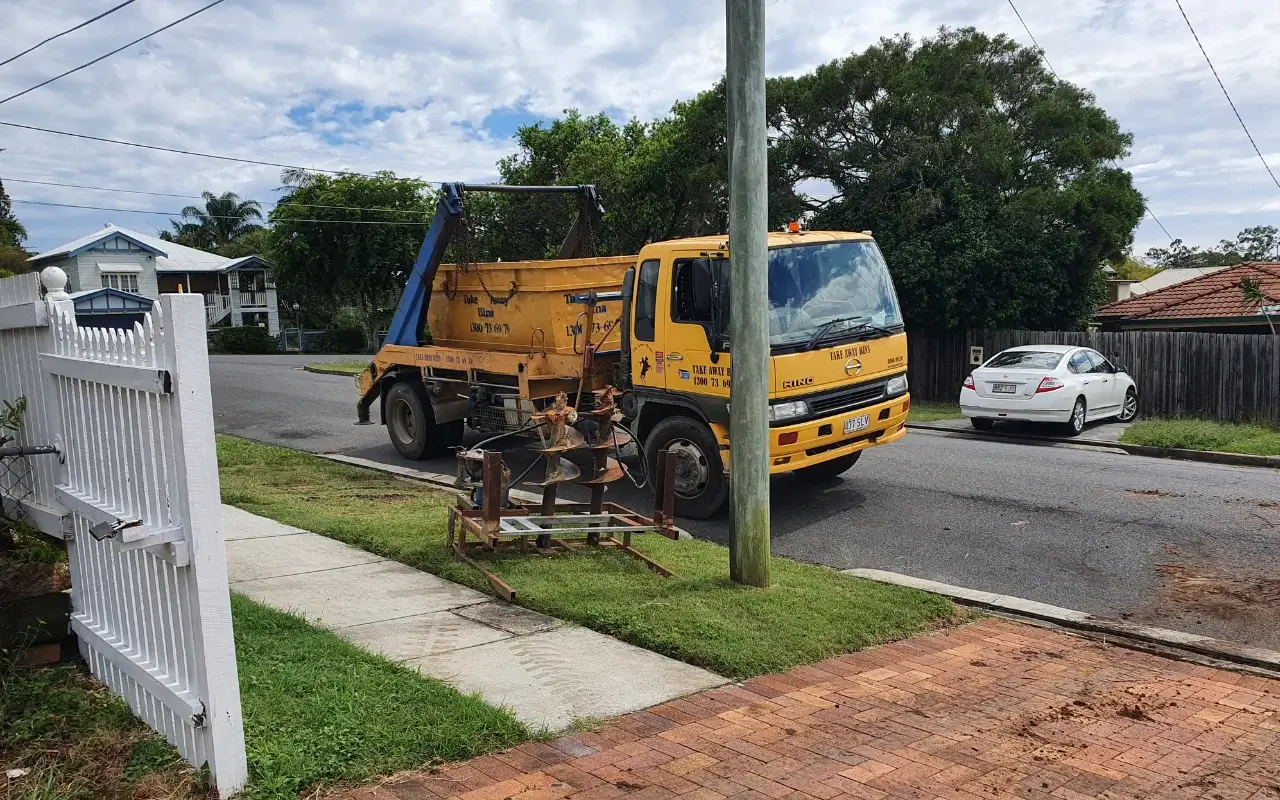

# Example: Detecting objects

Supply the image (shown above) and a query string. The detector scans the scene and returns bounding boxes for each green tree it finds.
[1112,256,1160,282]
[1221,225,1279,261]
[0,176,27,250]
[267,171,431,349]
[1240,276,1276,335]
[768,28,1144,331]
[469,94,801,261]
[1144,238,1240,270]
[1144,224,1278,269]
[0,175,32,276]
[163,191,263,252]
[214,225,271,259]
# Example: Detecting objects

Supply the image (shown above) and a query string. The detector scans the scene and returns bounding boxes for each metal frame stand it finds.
[448,399,681,601]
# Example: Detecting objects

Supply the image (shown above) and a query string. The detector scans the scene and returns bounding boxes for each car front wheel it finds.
[1117,388,1138,422]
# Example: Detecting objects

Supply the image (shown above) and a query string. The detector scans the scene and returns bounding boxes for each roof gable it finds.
[29,224,267,274]
[69,287,155,314]
[30,227,167,263]
[1097,262,1280,321]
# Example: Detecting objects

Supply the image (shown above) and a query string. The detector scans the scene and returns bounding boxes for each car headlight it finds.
[886,375,908,396]
[769,400,810,422]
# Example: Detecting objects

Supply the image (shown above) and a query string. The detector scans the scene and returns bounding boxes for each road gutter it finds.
[845,567,1280,674]
[907,421,1280,469]
[302,365,363,377]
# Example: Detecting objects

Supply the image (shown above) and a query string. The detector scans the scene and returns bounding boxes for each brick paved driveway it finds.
[339,618,1280,800]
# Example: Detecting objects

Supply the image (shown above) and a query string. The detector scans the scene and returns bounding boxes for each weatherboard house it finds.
[28,224,280,334]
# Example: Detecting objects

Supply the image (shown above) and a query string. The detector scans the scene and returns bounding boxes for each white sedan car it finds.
[959,345,1139,436]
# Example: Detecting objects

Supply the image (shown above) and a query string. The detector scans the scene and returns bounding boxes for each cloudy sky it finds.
[1,0,1277,257]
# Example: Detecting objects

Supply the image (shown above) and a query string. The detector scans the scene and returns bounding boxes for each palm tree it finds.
[168,191,264,251]
[1241,276,1277,335]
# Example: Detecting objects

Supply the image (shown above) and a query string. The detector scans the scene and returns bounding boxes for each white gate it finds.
[0,269,246,796]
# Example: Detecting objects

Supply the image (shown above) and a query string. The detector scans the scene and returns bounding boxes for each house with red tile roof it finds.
[1095,261,1280,333]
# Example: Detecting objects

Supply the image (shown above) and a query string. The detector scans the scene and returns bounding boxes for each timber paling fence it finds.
[907,329,1280,424]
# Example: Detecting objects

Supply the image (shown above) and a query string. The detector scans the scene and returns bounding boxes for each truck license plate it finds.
[844,414,870,434]
[992,383,1018,393]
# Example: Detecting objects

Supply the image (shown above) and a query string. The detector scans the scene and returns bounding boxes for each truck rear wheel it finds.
[644,416,728,520]
[795,451,860,482]
[385,380,460,460]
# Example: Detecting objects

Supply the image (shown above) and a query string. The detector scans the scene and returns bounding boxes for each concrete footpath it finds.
[337,618,1280,800]
[221,505,726,731]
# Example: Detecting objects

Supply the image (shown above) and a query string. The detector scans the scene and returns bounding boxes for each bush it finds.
[212,326,277,355]
[317,327,367,354]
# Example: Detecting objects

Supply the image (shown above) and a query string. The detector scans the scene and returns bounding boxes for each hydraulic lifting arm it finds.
[358,183,604,423]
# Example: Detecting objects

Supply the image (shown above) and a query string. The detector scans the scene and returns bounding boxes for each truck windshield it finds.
[764,241,903,349]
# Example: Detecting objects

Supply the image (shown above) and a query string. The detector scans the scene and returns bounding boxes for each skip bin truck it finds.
[356,183,911,518]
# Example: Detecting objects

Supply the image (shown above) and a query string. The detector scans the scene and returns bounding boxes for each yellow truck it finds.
[356,183,911,518]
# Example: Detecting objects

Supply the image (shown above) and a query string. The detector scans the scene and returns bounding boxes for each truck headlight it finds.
[886,375,908,396]
[769,400,809,422]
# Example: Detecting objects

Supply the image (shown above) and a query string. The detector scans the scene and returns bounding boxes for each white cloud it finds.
[1,0,1277,257]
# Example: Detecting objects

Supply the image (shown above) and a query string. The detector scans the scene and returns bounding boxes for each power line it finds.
[1144,208,1175,242]
[1003,0,1059,78]
[1173,0,1280,191]
[1002,0,1177,243]
[13,197,430,226]
[1,0,230,107]
[0,119,441,183]
[0,0,139,69]
[1,175,434,215]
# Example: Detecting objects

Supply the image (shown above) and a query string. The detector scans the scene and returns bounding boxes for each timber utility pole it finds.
[725,0,771,587]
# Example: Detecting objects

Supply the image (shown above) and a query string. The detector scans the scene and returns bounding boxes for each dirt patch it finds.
[1012,684,1173,739]
[1127,488,1185,498]
[1156,562,1280,621]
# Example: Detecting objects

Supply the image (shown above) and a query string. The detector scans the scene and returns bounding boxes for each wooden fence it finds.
[0,269,246,796]
[907,329,1280,424]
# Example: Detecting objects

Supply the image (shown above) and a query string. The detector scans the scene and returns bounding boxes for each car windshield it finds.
[763,241,903,347]
[985,350,1065,370]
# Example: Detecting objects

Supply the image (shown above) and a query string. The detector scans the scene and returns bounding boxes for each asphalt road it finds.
[212,355,1280,650]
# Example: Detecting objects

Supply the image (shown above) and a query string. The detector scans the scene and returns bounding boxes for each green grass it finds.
[305,360,368,375]
[232,595,527,800]
[1,595,528,800]
[1120,418,1280,457]
[0,645,210,800]
[218,434,957,680]
[908,400,961,423]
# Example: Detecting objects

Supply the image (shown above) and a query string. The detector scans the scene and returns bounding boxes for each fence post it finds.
[158,294,247,795]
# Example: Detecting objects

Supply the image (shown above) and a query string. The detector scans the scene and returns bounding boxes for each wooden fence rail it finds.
[907,329,1280,424]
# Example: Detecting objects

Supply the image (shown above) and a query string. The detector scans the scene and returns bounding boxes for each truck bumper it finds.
[718,394,911,473]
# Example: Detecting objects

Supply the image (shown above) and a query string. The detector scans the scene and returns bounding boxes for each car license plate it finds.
[844,414,870,434]
[992,383,1018,394]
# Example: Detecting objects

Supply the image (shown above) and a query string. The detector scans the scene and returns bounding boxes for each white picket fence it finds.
[0,269,246,796]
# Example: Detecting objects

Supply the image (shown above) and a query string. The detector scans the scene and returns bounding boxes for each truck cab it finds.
[625,231,911,517]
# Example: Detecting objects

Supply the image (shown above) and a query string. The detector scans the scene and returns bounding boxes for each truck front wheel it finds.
[644,416,728,519]
[385,381,460,459]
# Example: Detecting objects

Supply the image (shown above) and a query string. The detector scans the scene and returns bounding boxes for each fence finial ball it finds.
[40,266,70,300]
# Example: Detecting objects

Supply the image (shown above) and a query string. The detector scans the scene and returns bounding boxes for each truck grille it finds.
[806,379,887,416]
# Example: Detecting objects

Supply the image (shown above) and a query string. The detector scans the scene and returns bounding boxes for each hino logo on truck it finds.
[781,377,814,389]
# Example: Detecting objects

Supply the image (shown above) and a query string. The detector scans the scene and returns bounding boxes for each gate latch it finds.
[89,516,142,541]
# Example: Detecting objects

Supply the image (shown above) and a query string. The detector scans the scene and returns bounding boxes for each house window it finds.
[102,272,140,294]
